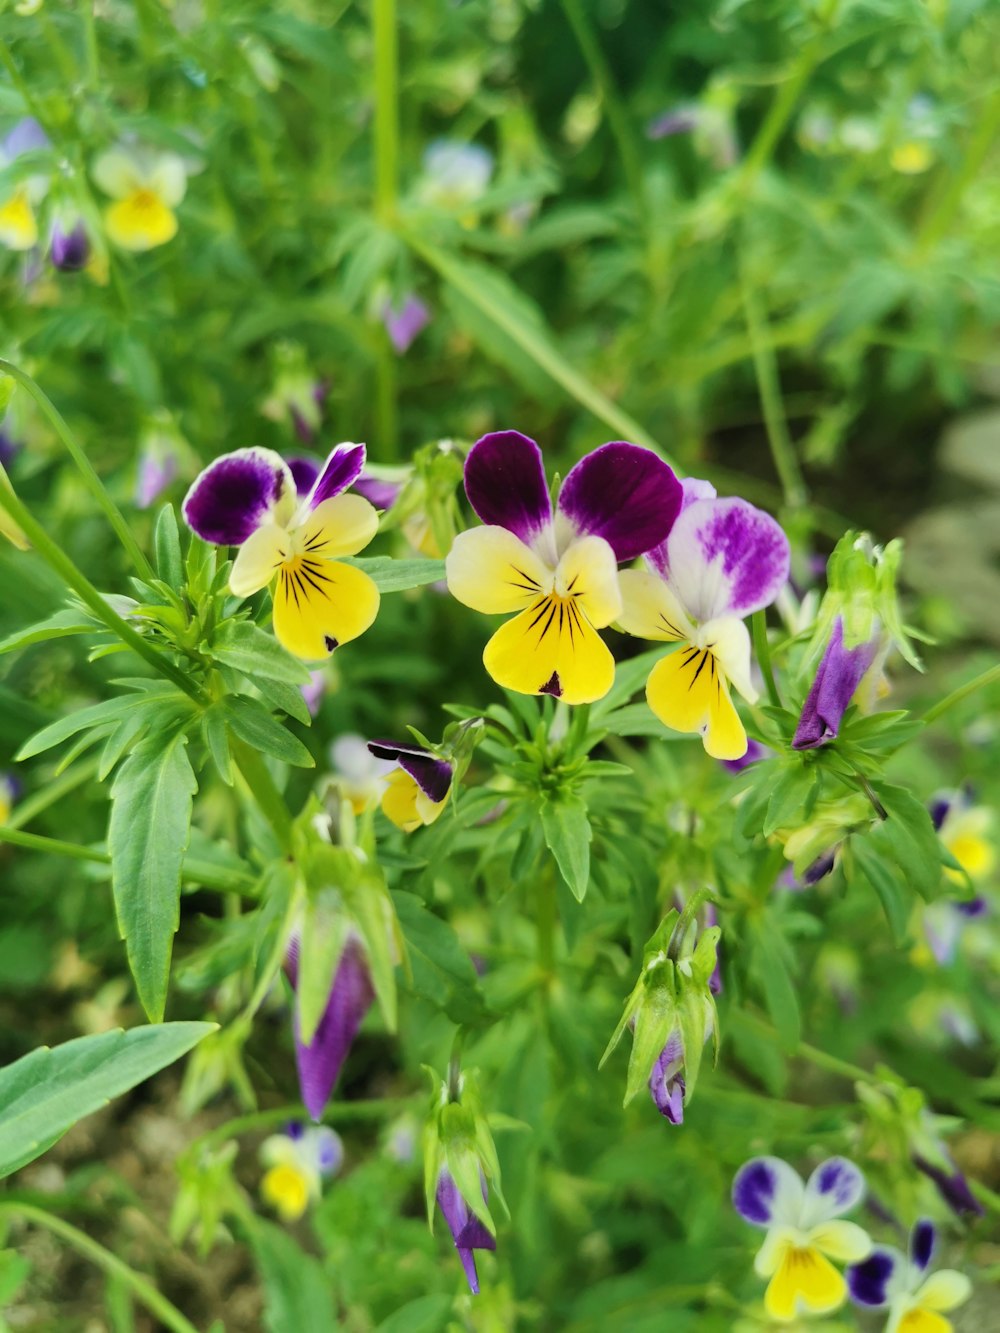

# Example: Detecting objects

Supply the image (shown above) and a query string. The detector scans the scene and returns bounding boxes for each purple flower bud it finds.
[792,617,879,749]
[353,472,402,511]
[50,219,90,272]
[3,118,49,159]
[912,1152,984,1219]
[0,426,19,470]
[135,445,179,509]
[646,107,701,140]
[381,294,431,355]
[286,935,375,1122]
[648,1032,686,1123]
[436,1168,496,1294]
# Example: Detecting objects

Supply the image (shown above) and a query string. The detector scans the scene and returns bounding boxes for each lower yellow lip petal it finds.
[104,189,178,251]
[482,595,615,705]
[764,1244,846,1321]
[0,190,38,250]
[272,558,380,660]
[645,645,747,760]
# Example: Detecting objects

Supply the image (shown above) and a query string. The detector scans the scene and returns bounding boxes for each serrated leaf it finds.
[223,696,314,768]
[0,608,99,655]
[0,1023,215,1177]
[393,891,489,1026]
[870,784,943,901]
[750,922,801,1053]
[344,556,445,592]
[213,621,311,685]
[16,690,185,760]
[540,794,591,901]
[109,735,198,1020]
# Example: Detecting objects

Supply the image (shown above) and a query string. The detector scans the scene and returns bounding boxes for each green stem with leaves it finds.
[0,361,154,581]
[922,662,1000,725]
[751,610,782,709]
[372,0,399,225]
[0,1204,199,1333]
[230,739,294,853]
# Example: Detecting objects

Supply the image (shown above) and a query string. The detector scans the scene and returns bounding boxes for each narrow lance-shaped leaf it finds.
[109,733,198,1021]
[540,793,591,902]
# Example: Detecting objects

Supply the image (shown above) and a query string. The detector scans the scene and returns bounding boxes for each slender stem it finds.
[0,361,154,581]
[559,0,646,222]
[5,757,99,829]
[81,2,100,89]
[970,1179,1000,1217]
[917,87,1000,253]
[375,339,398,461]
[0,483,203,703]
[230,740,294,853]
[740,258,808,510]
[0,42,49,130]
[0,1204,199,1333]
[751,610,782,709]
[922,663,1000,725]
[740,1011,879,1086]
[186,1099,407,1159]
[0,826,107,863]
[372,0,399,225]
[536,873,556,981]
[407,234,678,468]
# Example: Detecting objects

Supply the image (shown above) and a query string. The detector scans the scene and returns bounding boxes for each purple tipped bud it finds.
[912,1153,984,1218]
[793,617,880,750]
[50,220,90,272]
[436,1168,495,1295]
[649,1032,686,1123]
[720,738,770,774]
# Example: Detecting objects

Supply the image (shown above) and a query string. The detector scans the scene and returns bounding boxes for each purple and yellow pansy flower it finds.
[367,738,453,832]
[733,1155,872,1322]
[92,144,187,252]
[445,430,683,705]
[260,1122,343,1223]
[618,480,790,760]
[847,1220,971,1333]
[183,443,380,660]
[0,118,50,251]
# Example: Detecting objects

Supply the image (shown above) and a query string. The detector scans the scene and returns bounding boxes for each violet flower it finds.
[285,934,375,1121]
[50,217,90,272]
[381,293,430,354]
[792,617,879,750]
[435,1167,496,1295]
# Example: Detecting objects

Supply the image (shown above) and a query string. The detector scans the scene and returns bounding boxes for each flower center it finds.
[128,188,161,214]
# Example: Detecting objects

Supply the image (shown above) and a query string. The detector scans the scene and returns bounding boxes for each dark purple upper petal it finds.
[910,1219,936,1271]
[558,442,682,563]
[929,795,954,832]
[182,448,293,546]
[792,618,879,750]
[353,473,401,510]
[367,739,453,803]
[463,430,552,543]
[732,1159,781,1225]
[846,1249,897,1307]
[305,442,367,510]
[288,936,375,1122]
[287,454,321,498]
[808,1156,864,1215]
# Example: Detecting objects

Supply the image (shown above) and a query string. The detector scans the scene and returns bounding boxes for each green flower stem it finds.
[372,0,399,225]
[406,233,679,469]
[0,360,154,582]
[751,610,782,709]
[559,0,646,223]
[375,339,399,460]
[0,484,202,703]
[81,2,100,90]
[0,1203,199,1333]
[922,663,1000,725]
[0,826,258,894]
[185,1098,408,1160]
[230,740,294,854]
[740,258,808,512]
[971,1179,1000,1217]
[739,1010,880,1086]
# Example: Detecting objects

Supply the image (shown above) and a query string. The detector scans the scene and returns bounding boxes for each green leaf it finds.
[244,1218,335,1333]
[154,504,183,591]
[750,922,801,1053]
[212,620,311,685]
[202,706,233,784]
[870,784,943,901]
[540,794,592,902]
[763,764,817,837]
[0,608,98,656]
[223,696,314,768]
[16,690,187,760]
[850,837,910,944]
[0,1023,215,1177]
[109,735,198,1021]
[345,555,446,592]
[375,1295,453,1333]
[393,891,489,1026]
[251,674,313,725]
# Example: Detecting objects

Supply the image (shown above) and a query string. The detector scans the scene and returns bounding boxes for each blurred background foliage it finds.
[1,0,999,1329]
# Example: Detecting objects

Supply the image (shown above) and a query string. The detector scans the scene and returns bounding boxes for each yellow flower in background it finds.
[891,140,934,174]
[932,791,995,884]
[0,119,50,251]
[259,1124,343,1223]
[92,145,188,251]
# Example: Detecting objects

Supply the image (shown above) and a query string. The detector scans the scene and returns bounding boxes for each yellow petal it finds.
[105,190,178,251]
[381,769,447,832]
[764,1246,846,1322]
[891,141,934,174]
[810,1220,872,1262]
[898,1311,953,1333]
[482,595,615,705]
[261,1164,310,1222]
[446,525,553,615]
[92,148,142,199]
[230,523,288,597]
[945,832,995,880]
[555,535,621,629]
[916,1270,971,1313]
[296,494,378,559]
[272,558,380,660]
[617,569,694,642]
[645,645,747,760]
[0,190,38,250]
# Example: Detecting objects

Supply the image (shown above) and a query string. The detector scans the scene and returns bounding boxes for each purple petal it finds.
[846,1249,897,1307]
[287,454,321,498]
[382,294,431,354]
[50,221,90,272]
[956,896,987,918]
[910,1219,935,1271]
[647,107,700,140]
[558,442,682,563]
[732,1159,783,1226]
[457,1249,481,1295]
[463,430,552,543]
[649,1031,685,1123]
[664,497,791,621]
[4,117,49,159]
[436,1169,495,1296]
[929,794,954,832]
[304,442,367,510]
[804,850,837,885]
[367,739,452,803]
[288,937,375,1122]
[0,426,21,469]
[135,448,179,510]
[353,473,401,510]
[792,618,878,750]
[806,1156,864,1217]
[912,1153,984,1218]
[720,738,770,773]
[182,448,293,546]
